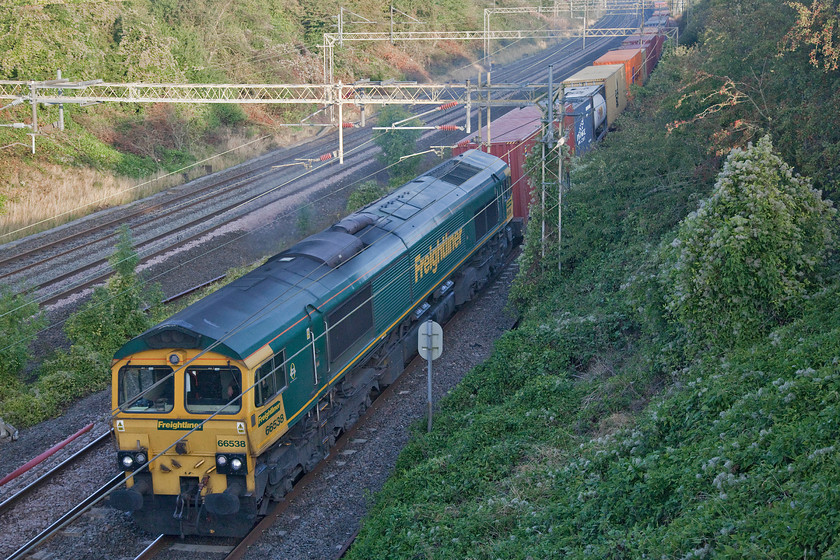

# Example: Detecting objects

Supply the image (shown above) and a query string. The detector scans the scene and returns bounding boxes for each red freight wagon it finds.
[594,49,645,91]
[453,105,543,221]
[621,34,664,76]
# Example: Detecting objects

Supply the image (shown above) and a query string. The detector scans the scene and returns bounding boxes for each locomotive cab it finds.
[109,348,273,536]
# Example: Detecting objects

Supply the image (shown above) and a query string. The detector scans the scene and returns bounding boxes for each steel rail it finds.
[129,345,417,560]
[0,430,112,516]
[2,125,377,309]
[335,528,361,559]
[132,534,173,560]
[5,473,124,560]
[0,125,372,276]
[31,141,375,307]
[0,168,259,276]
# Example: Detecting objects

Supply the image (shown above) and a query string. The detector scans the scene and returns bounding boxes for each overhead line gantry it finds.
[1,0,664,161]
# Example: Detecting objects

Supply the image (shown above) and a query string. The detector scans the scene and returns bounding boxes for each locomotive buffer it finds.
[418,320,443,433]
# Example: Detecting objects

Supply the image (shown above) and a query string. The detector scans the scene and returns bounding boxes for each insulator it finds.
[437,125,460,131]
[342,122,355,128]
[320,152,333,161]
[437,101,458,110]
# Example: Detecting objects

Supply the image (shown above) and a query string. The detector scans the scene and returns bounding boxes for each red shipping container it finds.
[621,34,664,75]
[453,106,543,221]
[594,49,645,90]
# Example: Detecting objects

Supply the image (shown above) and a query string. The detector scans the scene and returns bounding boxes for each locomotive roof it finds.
[114,149,507,363]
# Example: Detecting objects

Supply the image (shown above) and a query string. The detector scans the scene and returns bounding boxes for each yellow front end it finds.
[109,349,260,537]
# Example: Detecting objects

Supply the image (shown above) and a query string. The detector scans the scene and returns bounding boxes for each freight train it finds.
[455,4,674,218]
[562,2,673,155]
[108,149,516,536]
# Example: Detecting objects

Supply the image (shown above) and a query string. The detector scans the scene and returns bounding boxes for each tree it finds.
[658,135,836,343]
[346,180,389,212]
[783,0,840,71]
[374,106,423,185]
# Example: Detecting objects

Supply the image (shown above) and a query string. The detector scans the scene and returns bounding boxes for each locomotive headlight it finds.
[118,448,148,471]
[215,453,246,475]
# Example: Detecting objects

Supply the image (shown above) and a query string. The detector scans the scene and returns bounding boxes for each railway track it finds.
[0,256,442,560]
[0,429,112,518]
[4,251,517,559]
[5,473,124,560]
[0,14,637,558]
[0,130,380,308]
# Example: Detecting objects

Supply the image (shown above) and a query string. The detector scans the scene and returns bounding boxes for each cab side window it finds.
[255,350,288,407]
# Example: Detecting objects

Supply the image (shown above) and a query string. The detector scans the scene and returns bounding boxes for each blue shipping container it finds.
[563,84,608,155]
[568,99,595,155]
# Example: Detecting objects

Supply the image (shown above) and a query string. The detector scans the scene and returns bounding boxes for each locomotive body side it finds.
[109,149,514,536]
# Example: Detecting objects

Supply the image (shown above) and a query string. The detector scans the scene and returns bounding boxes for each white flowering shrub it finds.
[658,135,836,343]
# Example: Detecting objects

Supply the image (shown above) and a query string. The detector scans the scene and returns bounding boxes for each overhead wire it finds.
[0,5,636,244]
[31,8,680,523]
[0,14,643,346]
[0,18,533,242]
[0,23,586,319]
[7,5,656,438]
[0,16,615,362]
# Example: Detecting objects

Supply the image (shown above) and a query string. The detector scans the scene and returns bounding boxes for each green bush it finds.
[208,103,247,128]
[348,2,840,556]
[158,147,197,172]
[346,180,388,212]
[658,135,836,344]
[114,152,159,178]
[0,392,49,428]
[64,225,162,356]
[374,106,423,184]
[0,346,111,427]
[296,205,312,236]
[0,285,45,383]
[0,226,163,427]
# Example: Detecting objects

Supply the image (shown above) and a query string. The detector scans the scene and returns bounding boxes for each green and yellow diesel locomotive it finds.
[108,149,514,536]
